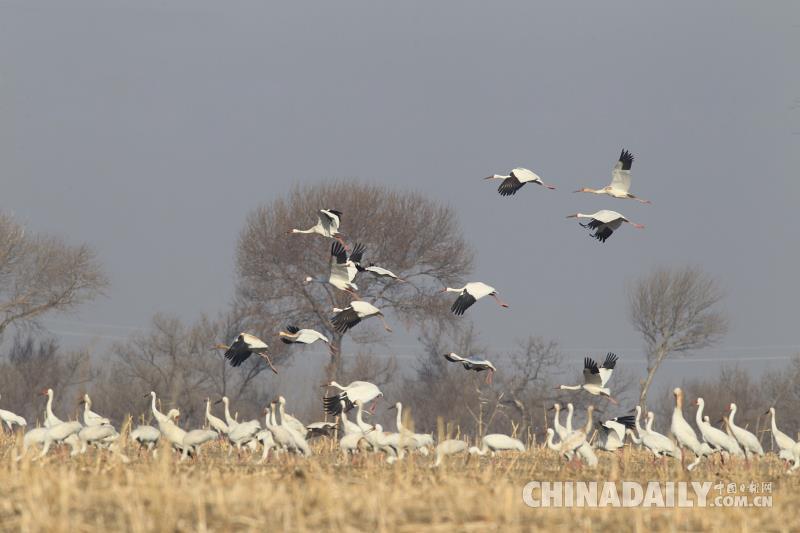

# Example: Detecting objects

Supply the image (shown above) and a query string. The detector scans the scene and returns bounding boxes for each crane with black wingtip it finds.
[574,149,651,203]
[484,167,556,196]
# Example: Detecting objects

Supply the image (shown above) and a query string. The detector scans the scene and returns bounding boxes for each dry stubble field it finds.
[0,430,797,533]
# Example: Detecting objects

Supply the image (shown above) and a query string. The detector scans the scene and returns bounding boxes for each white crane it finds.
[566,210,644,243]
[393,402,433,450]
[156,408,189,455]
[180,429,218,461]
[288,209,347,247]
[556,353,619,403]
[41,388,63,428]
[640,409,681,461]
[385,402,427,456]
[339,431,365,457]
[468,434,525,456]
[338,400,362,436]
[228,417,261,455]
[40,388,81,450]
[35,421,84,460]
[78,424,119,454]
[694,397,743,459]
[546,425,598,467]
[545,428,560,452]
[670,388,706,470]
[558,405,594,459]
[266,401,298,455]
[214,333,277,373]
[277,396,308,438]
[330,301,392,334]
[304,241,363,293]
[565,403,575,434]
[279,325,332,352]
[349,247,405,282]
[595,415,636,453]
[550,402,573,440]
[277,398,311,457]
[370,424,399,462]
[354,400,377,451]
[574,149,650,203]
[442,353,497,384]
[323,380,383,415]
[130,425,161,456]
[727,403,764,459]
[147,391,169,425]
[431,439,468,467]
[484,167,556,196]
[14,427,49,461]
[79,393,110,427]
[205,398,229,435]
[440,282,509,316]
[765,406,796,455]
[0,394,27,432]
[256,408,279,464]
[338,403,366,458]
[215,396,238,429]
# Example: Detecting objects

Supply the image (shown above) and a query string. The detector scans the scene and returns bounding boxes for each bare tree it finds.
[398,327,566,439]
[398,324,487,433]
[0,212,108,339]
[0,334,92,423]
[235,180,473,380]
[629,266,728,410]
[107,312,273,425]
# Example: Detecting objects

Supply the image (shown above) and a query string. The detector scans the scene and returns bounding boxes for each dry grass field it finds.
[1,431,797,533]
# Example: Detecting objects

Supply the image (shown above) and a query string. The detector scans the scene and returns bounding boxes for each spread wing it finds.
[329,242,352,285]
[602,416,635,440]
[224,337,253,367]
[451,290,477,315]
[590,227,614,243]
[323,393,353,415]
[319,209,342,231]
[599,352,618,386]
[610,149,633,192]
[443,353,465,363]
[582,357,602,386]
[498,176,524,196]
[331,307,361,333]
[349,243,366,265]
[580,218,616,243]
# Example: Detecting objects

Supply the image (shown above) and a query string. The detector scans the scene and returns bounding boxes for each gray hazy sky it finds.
[2,1,799,393]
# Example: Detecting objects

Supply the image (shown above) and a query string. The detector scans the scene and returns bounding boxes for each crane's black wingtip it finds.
[603,352,618,369]
[618,149,634,170]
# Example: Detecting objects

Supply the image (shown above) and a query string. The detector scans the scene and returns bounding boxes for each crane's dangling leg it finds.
[334,234,350,251]
[491,294,509,308]
[258,353,279,374]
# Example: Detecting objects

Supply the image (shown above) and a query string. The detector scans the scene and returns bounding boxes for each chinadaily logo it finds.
[522,481,773,508]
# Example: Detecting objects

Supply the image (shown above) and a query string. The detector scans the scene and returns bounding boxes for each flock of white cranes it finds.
[1,150,793,472]
[541,388,800,473]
